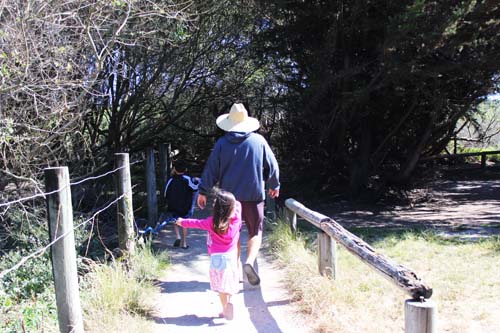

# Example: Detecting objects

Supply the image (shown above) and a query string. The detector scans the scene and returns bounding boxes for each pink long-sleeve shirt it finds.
[180,201,242,254]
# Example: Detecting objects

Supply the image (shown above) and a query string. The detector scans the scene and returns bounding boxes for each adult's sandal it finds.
[243,263,260,286]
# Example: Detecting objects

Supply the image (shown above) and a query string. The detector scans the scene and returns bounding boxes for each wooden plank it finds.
[421,150,500,161]
[284,198,329,228]
[45,167,84,333]
[285,198,433,299]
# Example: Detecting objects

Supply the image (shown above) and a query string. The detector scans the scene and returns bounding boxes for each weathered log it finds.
[285,198,433,299]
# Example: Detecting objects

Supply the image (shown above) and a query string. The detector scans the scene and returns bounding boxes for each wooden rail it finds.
[284,198,436,333]
[422,150,500,168]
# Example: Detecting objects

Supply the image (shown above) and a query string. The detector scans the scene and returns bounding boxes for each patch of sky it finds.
[487,93,500,100]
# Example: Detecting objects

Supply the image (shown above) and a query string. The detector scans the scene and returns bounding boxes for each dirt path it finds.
[311,168,500,239]
[150,219,310,333]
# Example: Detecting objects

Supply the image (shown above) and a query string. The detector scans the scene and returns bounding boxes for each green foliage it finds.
[0,289,57,333]
[129,242,170,282]
[0,252,53,300]
[0,206,95,331]
[1,207,53,300]
[257,0,500,194]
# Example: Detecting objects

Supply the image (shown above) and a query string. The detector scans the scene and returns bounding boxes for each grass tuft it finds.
[81,243,169,332]
[267,217,500,332]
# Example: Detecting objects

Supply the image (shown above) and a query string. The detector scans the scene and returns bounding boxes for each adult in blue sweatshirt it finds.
[197,103,280,286]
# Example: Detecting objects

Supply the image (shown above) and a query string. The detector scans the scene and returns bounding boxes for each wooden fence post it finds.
[481,153,486,168]
[44,167,84,333]
[145,147,158,226]
[318,231,337,279]
[115,153,135,254]
[286,208,297,234]
[405,299,437,333]
[167,143,172,180]
[158,143,170,199]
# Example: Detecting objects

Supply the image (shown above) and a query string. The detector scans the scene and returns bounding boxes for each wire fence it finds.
[0,193,125,279]
[0,160,141,280]
[0,160,141,209]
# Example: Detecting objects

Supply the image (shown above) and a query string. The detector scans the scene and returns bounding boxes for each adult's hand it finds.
[268,188,280,198]
[197,193,207,209]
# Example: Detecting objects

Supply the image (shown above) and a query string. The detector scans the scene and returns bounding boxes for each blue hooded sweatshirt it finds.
[199,132,280,202]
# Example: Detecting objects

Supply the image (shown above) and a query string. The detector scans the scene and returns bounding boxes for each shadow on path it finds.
[156,280,210,294]
[154,314,225,328]
[243,261,285,333]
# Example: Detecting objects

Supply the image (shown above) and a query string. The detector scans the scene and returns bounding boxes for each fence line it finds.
[0,193,125,280]
[0,160,142,209]
[0,187,69,208]
[69,159,143,186]
[1,154,149,279]
[1,149,167,331]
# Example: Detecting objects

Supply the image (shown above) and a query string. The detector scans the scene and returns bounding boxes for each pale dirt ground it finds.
[150,212,311,333]
[311,167,500,239]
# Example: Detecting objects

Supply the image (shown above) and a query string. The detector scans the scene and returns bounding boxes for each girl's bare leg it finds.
[219,293,233,320]
[219,293,228,313]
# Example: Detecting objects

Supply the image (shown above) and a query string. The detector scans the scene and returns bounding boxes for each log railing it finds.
[284,198,437,333]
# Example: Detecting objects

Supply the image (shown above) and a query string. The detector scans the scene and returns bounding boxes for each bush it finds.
[81,243,169,332]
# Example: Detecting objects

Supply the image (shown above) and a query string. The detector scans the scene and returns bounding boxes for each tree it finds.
[256,0,500,195]
[83,0,283,169]
[0,0,193,196]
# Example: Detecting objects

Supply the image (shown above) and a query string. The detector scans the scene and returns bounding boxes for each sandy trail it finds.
[151,221,310,333]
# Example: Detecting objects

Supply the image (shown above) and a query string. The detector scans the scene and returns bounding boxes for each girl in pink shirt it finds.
[175,189,242,320]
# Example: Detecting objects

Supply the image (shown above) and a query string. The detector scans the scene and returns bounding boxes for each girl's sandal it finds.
[223,302,234,320]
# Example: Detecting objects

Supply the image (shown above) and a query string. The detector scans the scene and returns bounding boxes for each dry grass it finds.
[267,220,500,333]
[81,244,169,332]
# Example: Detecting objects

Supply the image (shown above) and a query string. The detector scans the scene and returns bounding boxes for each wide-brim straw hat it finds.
[216,103,260,132]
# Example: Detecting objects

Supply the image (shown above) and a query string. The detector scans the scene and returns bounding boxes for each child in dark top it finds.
[163,159,199,249]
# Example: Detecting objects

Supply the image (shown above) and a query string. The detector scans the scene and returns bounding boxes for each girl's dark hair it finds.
[212,189,236,235]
